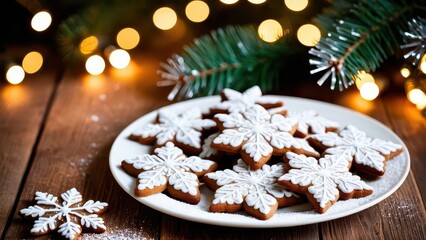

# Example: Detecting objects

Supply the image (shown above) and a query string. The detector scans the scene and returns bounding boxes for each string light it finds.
[416,96,426,110]
[6,65,25,85]
[360,82,380,101]
[85,55,105,75]
[258,19,283,43]
[31,11,52,32]
[80,36,99,54]
[400,67,411,78]
[248,0,267,4]
[185,1,210,23]
[153,7,177,30]
[109,49,131,69]
[22,51,43,74]
[297,24,321,47]
[408,88,426,104]
[420,55,426,74]
[116,28,140,50]
[355,71,374,89]
[284,0,308,12]
[220,0,239,4]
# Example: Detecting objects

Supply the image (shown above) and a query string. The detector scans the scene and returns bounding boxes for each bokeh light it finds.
[416,95,426,110]
[109,49,131,69]
[80,36,99,54]
[220,0,239,4]
[400,67,411,78]
[408,88,426,104]
[185,1,210,23]
[258,19,283,43]
[297,24,321,47]
[248,0,267,4]
[6,65,25,85]
[116,28,140,50]
[85,55,105,75]
[355,71,375,89]
[153,7,177,30]
[22,51,43,74]
[31,11,52,32]
[420,55,426,74]
[285,0,308,11]
[360,82,379,101]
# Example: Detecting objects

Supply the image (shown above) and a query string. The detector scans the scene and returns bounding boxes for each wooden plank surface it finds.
[0,48,59,235]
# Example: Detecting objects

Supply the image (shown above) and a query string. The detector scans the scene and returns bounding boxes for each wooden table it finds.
[1,47,425,240]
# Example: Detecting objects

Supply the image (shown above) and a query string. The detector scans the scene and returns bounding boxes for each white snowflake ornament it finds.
[278,152,373,214]
[204,159,301,220]
[19,188,108,240]
[309,125,403,176]
[121,142,217,204]
[210,86,286,114]
[287,110,339,137]
[130,108,216,155]
[212,104,317,170]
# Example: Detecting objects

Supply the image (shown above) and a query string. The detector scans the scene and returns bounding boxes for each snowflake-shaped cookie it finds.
[130,108,216,155]
[121,142,217,204]
[309,125,403,176]
[204,159,301,220]
[199,132,224,160]
[210,85,285,114]
[19,188,108,240]
[287,110,340,137]
[278,152,373,213]
[212,104,317,170]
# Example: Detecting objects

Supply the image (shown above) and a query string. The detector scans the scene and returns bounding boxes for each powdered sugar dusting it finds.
[80,227,148,240]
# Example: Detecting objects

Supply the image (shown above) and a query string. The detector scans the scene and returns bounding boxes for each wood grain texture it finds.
[0,65,58,235]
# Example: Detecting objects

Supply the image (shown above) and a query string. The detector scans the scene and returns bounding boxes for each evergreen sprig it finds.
[158,25,289,100]
[310,0,426,91]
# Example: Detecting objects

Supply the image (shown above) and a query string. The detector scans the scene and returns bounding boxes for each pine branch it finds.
[310,0,426,91]
[158,25,289,100]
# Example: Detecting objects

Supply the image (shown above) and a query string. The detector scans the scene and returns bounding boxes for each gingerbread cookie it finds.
[210,85,285,115]
[204,159,302,220]
[199,132,224,161]
[130,108,216,155]
[308,125,403,176]
[19,188,108,240]
[212,104,319,170]
[278,152,373,213]
[287,110,339,138]
[121,142,217,204]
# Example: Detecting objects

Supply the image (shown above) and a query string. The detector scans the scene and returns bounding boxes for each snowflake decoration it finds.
[309,125,403,176]
[278,152,372,213]
[212,104,301,169]
[287,110,339,137]
[211,85,285,114]
[199,132,223,160]
[131,108,215,154]
[204,159,300,220]
[19,188,108,240]
[401,17,426,66]
[122,142,217,204]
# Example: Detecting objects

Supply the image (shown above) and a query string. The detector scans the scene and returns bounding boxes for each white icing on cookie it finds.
[126,142,216,196]
[207,159,299,215]
[213,86,283,113]
[310,125,402,172]
[213,104,299,162]
[279,152,372,209]
[199,132,220,159]
[132,108,215,149]
[287,110,339,136]
[19,188,108,240]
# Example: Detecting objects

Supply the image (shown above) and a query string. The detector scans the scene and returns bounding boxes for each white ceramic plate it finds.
[109,96,410,228]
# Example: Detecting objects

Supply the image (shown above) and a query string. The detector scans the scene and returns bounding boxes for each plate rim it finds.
[109,95,410,228]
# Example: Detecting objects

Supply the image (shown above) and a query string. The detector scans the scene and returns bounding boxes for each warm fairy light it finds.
[416,96,426,110]
[109,49,131,69]
[420,55,426,74]
[355,71,375,89]
[297,24,321,47]
[248,0,267,4]
[22,51,43,74]
[258,19,283,43]
[400,67,411,78]
[220,0,239,4]
[285,0,308,12]
[360,82,380,101]
[85,55,105,75]
[153,7,177,30]
[31,11,52,32]
[80,36,99,54]
[408,88,426,104]
[6,65,25,85]
[116,28,140,50]
[185,1,210,23]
